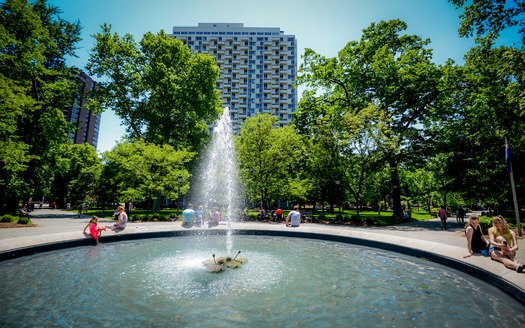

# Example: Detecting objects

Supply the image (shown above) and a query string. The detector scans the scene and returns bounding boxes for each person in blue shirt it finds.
[182,204,196,228]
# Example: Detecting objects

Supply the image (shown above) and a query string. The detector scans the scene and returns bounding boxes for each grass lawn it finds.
[247,209,435,226]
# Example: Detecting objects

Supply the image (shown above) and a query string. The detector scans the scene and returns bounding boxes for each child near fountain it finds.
[83,216,106,245]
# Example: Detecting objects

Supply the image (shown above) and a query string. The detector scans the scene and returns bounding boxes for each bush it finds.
[1,215,14,223]
[17,217,30,225]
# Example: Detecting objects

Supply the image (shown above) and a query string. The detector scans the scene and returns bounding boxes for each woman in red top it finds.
[83,216,106,245]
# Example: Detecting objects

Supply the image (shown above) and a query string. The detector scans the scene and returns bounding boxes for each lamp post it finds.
[177,174,182,219]
[335,178,341,213]
[101,183,106,216]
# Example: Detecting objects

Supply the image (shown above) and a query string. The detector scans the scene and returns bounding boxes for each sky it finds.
[45,0,516,154]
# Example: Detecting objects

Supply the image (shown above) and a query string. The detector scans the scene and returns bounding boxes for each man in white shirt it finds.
[286,205,301,227]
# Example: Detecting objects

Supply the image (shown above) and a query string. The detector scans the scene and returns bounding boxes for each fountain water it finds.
[193,107,241,255]
[2,236,524,326]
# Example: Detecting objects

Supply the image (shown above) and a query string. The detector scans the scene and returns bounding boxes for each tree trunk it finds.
[152,194,161,212]
[389,161,403,220]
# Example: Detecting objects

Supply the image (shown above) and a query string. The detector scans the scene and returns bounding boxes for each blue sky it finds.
[46,0,515,153]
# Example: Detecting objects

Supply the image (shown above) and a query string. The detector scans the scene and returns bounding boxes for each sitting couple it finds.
[464,214,525,273]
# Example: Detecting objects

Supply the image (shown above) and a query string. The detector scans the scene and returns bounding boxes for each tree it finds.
[450,0,525,44]
[53,143,102,209]
[0,0,82,212]
[236,114,308,209]
[86,25,222,152]
[425,44,524,215]
[445,0,524,220]
[297,20,442,219]
[102,140,194,214]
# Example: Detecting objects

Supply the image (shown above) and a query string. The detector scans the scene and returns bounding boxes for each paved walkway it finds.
[1,207,524,295]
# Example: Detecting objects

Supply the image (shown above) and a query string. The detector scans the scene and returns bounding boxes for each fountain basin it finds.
[1,231,524,327]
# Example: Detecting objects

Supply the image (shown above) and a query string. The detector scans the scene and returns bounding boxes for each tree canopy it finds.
[0,0,82,212]
[86,25,222,152]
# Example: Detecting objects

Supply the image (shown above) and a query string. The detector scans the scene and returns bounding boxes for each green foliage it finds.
[450,0,525,44]
[296,19,441,219]
[478,215,493,233]
[103,140,195,208]
[17,216,30,224]
[55,143,103,207]
[0,0,82,212]
[237,114,309,207]
[1,215,16,222]
[86,26,222,153]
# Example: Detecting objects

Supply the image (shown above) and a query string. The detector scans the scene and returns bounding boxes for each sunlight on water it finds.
[1,236,524,327]
[193,108,241,255]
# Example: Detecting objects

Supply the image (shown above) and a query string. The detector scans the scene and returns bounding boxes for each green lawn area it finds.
[247,209,435,226]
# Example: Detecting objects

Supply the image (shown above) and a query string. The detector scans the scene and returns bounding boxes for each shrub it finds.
[1,215,13,223]
[477,216,492,232]
[17,217,30,225]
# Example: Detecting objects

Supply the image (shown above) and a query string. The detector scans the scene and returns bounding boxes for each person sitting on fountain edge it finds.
[286,205,301,228]
[182,204,196,228]
[106,205,128,230]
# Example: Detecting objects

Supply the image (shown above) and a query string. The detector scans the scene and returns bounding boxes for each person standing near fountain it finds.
[286,205,301,227]
[438,206,448,230]
[182,204,196,228]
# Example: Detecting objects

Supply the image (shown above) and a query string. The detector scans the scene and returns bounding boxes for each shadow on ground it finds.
[26,210,81,220]
[348,219,468,232]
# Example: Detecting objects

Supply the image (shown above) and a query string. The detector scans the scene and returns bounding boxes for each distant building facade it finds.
[63,71,101,149]
[171,23,297,133]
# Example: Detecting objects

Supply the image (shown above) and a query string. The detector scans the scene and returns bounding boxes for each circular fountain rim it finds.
[1,228,524,306]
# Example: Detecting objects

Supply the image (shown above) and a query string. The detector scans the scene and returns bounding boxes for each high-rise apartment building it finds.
[63,71,101,149]
[171,23,297,133]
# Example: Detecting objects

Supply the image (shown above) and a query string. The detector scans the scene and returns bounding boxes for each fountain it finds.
[1,235,524,326]
[192,107,243,257]
[1,108,524,326]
